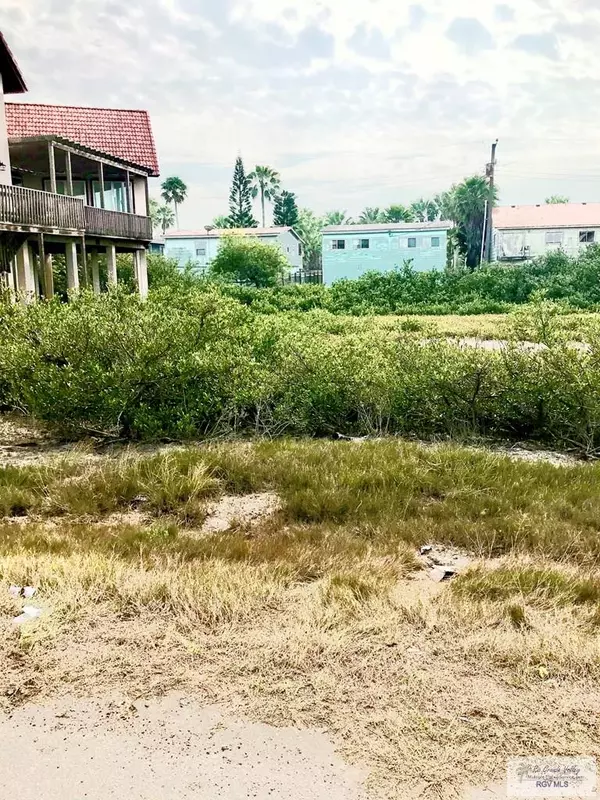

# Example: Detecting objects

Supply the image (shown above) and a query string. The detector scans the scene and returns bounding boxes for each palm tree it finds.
[383,204,414,223]
[160,176,188,228]
[452,175,498,269]
[410,198,438,222]
[248,165,281,227]
[434,191,456,221]
[358,207,384,223]
[324,209,353,225]
[155,204,175,235]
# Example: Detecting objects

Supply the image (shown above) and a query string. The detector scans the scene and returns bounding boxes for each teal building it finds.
[322,222,452,284]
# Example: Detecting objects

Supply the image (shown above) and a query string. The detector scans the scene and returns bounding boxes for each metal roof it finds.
[322,222,453,234]
[166,227,300,239]
[494,203,600,230]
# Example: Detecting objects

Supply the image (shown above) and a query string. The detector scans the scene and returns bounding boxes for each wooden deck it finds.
[84,206,152,241]
[0,184,151,241]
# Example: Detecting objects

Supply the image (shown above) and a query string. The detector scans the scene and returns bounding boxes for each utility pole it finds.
[484,139,498,263]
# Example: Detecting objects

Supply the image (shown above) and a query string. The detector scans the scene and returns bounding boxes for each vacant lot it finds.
[1,428,599,798]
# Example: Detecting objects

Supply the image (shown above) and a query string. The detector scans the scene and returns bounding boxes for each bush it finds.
[198,247,600,316]
[208,234,289,287]
[2,290,600,452]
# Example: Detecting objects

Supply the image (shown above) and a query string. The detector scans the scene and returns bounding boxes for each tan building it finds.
[493,203,600,261]
[0,32,159,299]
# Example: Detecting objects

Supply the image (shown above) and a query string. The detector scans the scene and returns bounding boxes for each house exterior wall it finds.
[493,227,600,260]
[131,176,148,216]
[165,231,303,272]
[0,75,12,186]
[322,228,448,285]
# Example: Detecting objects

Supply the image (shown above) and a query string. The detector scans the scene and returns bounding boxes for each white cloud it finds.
[4,0,600,226]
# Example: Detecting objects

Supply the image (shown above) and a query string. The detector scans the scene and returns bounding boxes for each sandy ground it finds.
[0,693,367,800]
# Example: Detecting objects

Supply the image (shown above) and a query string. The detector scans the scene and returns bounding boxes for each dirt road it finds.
[0,693,367,799]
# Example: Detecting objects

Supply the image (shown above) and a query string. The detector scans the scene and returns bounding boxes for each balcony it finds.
[0,183,84,232]
[0,184,152,242]
[84,206,152,241]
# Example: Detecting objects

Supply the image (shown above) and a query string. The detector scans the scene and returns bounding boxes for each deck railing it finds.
[0,184,84,230]
[0,184,152,241]
[84,206,153,241]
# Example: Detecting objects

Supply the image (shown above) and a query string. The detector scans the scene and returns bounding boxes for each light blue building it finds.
[321,222,452,284]
[164,227,303,273]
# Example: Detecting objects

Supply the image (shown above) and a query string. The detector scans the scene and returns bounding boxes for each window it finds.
[431,237,441,248]
[579,231,595,243]
[331,239,346,250]
[408,238,417,248]
[92,181,128,212]
[357,239,370,249]
[298,244,302,256]
[545,231,564,245]
[43,179,87,202]
[195,248,206,257]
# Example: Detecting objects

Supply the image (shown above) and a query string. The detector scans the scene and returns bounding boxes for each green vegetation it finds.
[160,176,188,229]
[2,288,600,451]
[208,235,289,287]
[248,164,281,227]
[228,156,258,228]
[272,189,299,227]
[213,246,600,315]
[2,439,600,563]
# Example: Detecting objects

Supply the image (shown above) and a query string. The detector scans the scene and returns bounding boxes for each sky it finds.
[4,0,600,228]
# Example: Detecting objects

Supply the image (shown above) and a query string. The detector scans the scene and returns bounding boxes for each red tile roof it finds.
[5,103,159,175]
[494,203,600,230]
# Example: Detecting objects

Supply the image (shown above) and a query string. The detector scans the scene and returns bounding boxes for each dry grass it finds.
[369,312,600,341]
[1,438,599,798]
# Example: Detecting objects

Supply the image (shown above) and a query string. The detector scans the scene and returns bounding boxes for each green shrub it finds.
[2,290,600,451]
[208,234,289,287]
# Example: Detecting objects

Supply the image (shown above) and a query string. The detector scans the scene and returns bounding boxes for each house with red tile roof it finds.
[0,31,160,299]
[493,203,600,261]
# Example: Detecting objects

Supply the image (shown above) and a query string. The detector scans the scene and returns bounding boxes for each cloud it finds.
[3,0,600,223]
[347,23,390,59]
[446,17,495,55]
[511,32,559,60]
[408,4,428,31]
[494,4,515,22]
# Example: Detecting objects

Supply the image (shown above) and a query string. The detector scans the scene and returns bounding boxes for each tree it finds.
[450,175,498,270]
[208,234,288,287]
[228,157,258,228]
[410,198,438,222]
[149,198,160,227]
[160,176,187,228]
[212,215,233,228]
[324,210,353,225]
[155,204,175,235]
[273,190,299,227]
[383,204,414,223]
[434,191,456,221]
[295,208,323,271]
[358,207,385,223]
[546,195,570,204]
[248,165,281,227]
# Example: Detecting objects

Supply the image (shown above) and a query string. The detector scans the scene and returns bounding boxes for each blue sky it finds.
[5,0,600,227]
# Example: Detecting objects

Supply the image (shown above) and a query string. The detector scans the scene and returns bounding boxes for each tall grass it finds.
[2,440,600,564]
